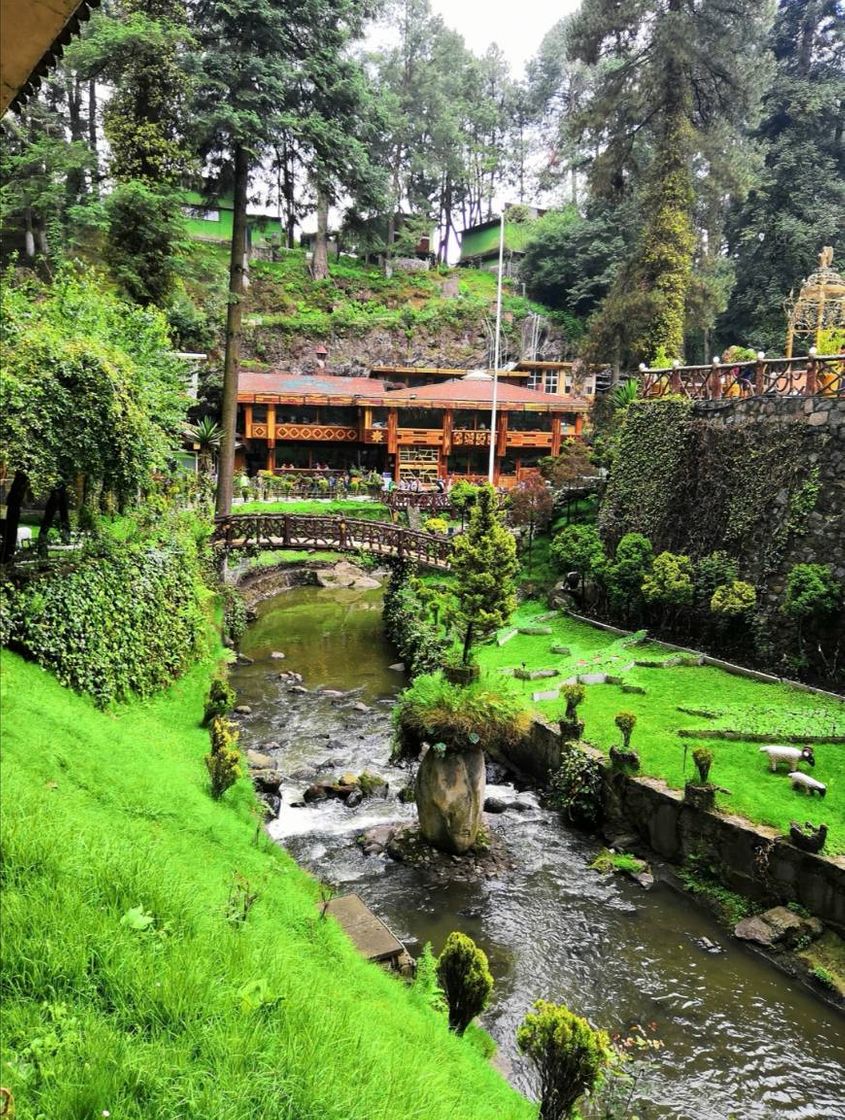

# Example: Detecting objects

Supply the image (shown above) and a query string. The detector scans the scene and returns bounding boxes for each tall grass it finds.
[0,651,532,1120]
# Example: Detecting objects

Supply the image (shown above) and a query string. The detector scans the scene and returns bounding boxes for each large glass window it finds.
[508,410,552,431]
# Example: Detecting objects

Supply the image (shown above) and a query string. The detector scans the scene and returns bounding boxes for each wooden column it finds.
[496,412,508,457]
[442,408,453,456]
[245,404,253,437]
[267,403,277,449]
[806,358,818,396]
[574,413,584,437]
[755,360,766,395]
[266,446,274,472]
[387,409,398,455]
[551,416,562,457]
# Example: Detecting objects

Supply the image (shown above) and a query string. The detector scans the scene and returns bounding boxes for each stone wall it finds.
[598,395,845,682]
[496,719,845,933]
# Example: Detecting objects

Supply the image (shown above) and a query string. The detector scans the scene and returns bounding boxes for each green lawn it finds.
[475,605,845,854]
[0,651,531,1120]
[237,498,391,521]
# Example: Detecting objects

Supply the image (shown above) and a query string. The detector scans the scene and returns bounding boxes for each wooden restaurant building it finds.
[235,366,588,486]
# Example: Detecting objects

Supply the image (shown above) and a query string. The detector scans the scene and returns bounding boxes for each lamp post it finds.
[488,207,506,484]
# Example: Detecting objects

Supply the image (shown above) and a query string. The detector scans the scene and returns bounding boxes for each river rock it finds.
[345,789,364,808]
[352,575,381,590]
[235,653,254,665]
[303,783,329,803]
[734,906,823,949]
[415,745,485,855]
[288,685,308,694]
[287,767,316,782]
[389,662,405,672]
[320,689,346,699]
[246,749,276,769]
[484,797,508,814]
[251,769,283,794]
[270,650,286,660]
[351,701,371,713]
[234,705,253,715]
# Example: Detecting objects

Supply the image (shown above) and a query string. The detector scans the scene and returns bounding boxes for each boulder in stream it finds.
[415,746,485,855]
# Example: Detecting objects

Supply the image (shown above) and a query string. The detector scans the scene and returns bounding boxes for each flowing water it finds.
[232,583,845,1120]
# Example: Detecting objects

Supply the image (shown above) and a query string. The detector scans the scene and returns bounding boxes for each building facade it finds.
[235,368,587,485]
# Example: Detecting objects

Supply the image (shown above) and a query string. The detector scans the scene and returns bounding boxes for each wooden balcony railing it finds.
[638,355,843,401]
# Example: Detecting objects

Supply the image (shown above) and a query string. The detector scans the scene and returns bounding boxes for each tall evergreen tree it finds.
[191,0,375,515]
[720,1,845,352]
[569,0,772,366]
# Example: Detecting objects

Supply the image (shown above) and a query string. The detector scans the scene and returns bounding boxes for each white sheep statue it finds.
[787,772,827,798]
[758,745,815,773]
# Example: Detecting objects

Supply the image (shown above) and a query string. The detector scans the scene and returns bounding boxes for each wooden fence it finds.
[638,354,843,401]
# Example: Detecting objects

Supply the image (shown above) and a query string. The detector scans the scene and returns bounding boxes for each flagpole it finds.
[488,208,505,484]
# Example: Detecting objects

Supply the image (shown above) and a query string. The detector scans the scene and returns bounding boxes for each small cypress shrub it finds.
[205,716,242,799]
[614,711,637,750]
[692,747,714,784]
[517,999,612,1120]
[436,932,493,1035]
[203,675,235,726]
[561,684,586,722]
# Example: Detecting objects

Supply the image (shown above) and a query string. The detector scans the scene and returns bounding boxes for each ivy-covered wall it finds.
[600,396,845,678]
[0,523,209,706]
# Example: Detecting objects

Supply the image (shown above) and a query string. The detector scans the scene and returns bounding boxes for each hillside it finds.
[185,244,572,374]
[0,650,532,1120]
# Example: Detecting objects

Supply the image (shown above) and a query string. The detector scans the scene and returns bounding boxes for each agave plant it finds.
[185,416,223,475]
[609,379,639,410]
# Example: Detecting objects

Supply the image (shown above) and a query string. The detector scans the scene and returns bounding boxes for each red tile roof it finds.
[237,369,587,411]
[384,377,587,410]
[238,370,388,400]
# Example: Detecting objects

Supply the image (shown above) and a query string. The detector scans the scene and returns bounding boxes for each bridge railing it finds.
[638,354,843,401]
[386,491,452,514]
[213,514,453,569]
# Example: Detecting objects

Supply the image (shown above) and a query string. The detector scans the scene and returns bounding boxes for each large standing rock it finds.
[415,746,485,855]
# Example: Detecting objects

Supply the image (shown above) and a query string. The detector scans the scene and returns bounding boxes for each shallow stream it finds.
[232,583,845,1120]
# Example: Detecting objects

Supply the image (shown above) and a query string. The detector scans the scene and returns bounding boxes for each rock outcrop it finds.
[415,746,485,855]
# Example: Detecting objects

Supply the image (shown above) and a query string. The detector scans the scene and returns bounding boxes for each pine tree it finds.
[191,0,374,515]
[450,485,518,664]
[568,0,772,365]
[720,1,845,352]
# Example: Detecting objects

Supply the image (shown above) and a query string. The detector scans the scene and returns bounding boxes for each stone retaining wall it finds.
[496,719,845,934]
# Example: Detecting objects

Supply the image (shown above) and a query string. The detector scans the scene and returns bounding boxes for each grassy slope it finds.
[474,605,844,854]
[0,651,532,1120]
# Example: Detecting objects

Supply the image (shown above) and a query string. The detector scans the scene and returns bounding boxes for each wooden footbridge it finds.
[213,513,452,569]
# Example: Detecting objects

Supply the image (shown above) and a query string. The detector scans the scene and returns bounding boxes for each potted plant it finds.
[559,683,586,742]
[684,747,717,810]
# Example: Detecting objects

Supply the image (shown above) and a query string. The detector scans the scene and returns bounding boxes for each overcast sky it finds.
[429,0,581,75]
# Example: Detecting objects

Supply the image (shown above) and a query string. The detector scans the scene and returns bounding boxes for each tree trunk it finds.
[462,620,474,665]
[1,472,28,563]
[311,185,330,281]
[87,79,99,194]
[215,143,249,518]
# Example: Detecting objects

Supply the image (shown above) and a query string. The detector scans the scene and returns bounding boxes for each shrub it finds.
[641,551,694,609]
[696,550,739,603]
[517,999,612,1120]
[382,563,447,677]
[548,746,604,831]
[710,580,756,617]
[561,683,586,722]
[393,673,529,760]
[692,747,713,784]
[424,517,449,535]
[1,527,206,706]
[436,932,493,1035]
[781,563,841,621]
[412,943,447,1014]
[222,584,248,646]
[605,533,653,616]
[205,716,242,799]
[614,711,637,749]
[203,675,235,725]
[550,525,605,579]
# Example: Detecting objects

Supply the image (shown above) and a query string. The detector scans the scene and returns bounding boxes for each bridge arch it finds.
[213,514,452,570]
